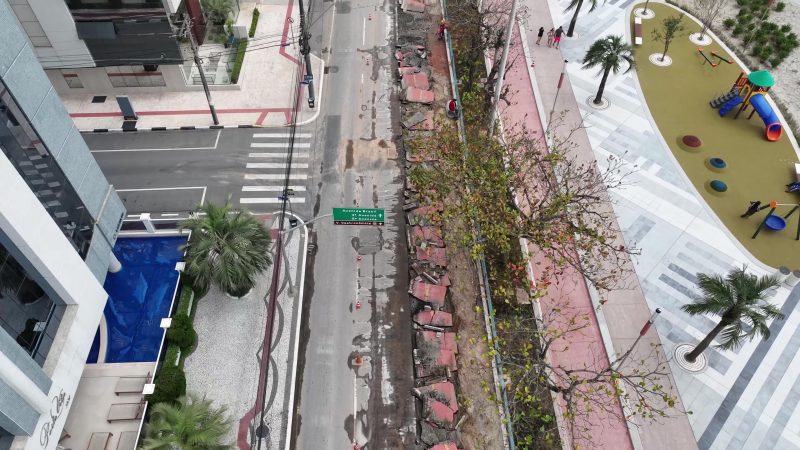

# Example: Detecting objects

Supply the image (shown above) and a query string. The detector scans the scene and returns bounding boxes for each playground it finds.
[632,2,800,268]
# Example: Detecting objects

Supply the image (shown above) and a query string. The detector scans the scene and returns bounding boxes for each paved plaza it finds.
[519,0,800,448]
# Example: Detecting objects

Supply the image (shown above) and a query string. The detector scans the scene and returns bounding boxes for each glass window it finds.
[61,71,84,88]
[0,78,94,258]
[0,242,63,366]
[106,65,166,88]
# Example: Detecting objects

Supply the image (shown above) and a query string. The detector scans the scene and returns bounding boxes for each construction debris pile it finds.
[397,1,465,448]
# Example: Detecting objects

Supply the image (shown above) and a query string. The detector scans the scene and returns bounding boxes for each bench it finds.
[114,372,150,395]
[88,432,112,450]
[116,431,138,450]
[107,400,145,422]
[795,163,800,182]
[634,17,643,45]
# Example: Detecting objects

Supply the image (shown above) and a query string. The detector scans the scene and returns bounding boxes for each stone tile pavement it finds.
[61,1,323,131]
[520,0,800,448]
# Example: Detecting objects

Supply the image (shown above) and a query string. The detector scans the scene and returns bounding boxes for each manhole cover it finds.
[255,423,270,438]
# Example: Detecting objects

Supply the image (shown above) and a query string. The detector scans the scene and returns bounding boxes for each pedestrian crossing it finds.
[239,131,312,207]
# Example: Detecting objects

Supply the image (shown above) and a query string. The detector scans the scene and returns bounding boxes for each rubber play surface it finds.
[632,3,800,268]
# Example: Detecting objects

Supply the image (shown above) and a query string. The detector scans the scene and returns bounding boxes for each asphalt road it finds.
[86,128,315,218]
[293,0,416,447]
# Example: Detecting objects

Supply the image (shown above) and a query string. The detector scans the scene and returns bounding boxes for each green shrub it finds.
[176,285,195,317]
[166,314,196,350]
[736,0,748,6]
[230,39,248,83]
[751,45,763,56]
[780,24,791,33]
[147,366,186,405]
[770,56,783,67]
[737,13,752,23]
[732,25,745,36]
[776,1,785,11]
[249,8,260,38]
[164,344,181,366]
[723,18,736,28]
[182,272,208,300]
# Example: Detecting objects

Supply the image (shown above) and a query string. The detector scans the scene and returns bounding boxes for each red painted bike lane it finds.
[498,22,634,449]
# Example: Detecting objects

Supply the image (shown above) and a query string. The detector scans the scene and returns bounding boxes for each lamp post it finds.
[546,60,569,134]
[613,307,662,370]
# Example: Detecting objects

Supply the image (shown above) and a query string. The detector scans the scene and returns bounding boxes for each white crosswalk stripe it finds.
[239,131,313,208]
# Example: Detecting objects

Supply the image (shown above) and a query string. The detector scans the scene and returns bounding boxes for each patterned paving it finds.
[549,0,800,448]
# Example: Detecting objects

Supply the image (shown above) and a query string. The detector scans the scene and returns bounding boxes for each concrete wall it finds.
[45,64,194,95]
[10,0,92,69]
[0,0,125,443]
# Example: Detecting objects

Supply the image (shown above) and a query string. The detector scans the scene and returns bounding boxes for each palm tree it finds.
[141,394,233,450]
[682,267,784,363]
[581,35,634,105]
[566,0,604,37]
[201,0,234,25]
[180,202,272,297]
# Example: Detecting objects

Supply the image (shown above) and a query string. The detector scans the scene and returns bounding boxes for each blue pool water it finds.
[87,236,186,364]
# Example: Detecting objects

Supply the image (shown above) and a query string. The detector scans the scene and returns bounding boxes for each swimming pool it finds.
[87,236,186,364]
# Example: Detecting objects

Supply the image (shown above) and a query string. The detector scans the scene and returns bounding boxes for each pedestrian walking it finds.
[554,26,564,49]
[536,26,545,45]
[546,28,555,47]
[740,200,768,218]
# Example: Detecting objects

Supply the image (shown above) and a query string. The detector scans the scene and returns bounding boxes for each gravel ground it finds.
[184,220,303,448]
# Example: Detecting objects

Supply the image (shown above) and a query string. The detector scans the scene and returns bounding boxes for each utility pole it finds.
[186,19,219,125]
[487,0,519,138]
[297,0,315,108]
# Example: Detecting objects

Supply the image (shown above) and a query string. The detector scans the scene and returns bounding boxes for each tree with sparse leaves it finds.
[694,0,729,38]
[652,14,686,62]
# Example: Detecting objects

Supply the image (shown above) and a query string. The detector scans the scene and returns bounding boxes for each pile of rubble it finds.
[396,2,465,448]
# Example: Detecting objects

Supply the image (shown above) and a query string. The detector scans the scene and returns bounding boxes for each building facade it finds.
[6,0,208,95]
[0,0,125,447]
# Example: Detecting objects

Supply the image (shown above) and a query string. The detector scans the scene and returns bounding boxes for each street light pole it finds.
[297,0,315,108]
[487,0,519,138]
[613,307,662,370]
[546,59,568,134]
[186,20,219,125]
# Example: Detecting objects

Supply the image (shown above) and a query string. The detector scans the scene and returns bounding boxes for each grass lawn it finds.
[632,2,800,268]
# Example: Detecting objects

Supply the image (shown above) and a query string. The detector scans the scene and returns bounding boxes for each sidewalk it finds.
[63,1,324,131]
[183,212,307,450]
[500,1,698,450]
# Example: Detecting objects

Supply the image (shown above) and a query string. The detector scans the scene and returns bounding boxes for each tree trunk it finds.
[660,40,670,62]
[567,0,583,37]
[700,23,709,38]
[686,320,728,362]
[594,68,610,104]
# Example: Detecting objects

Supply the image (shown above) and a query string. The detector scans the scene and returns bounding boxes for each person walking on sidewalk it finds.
[546,28,555,47]
[554,26,564,49]
[537,26,545,45]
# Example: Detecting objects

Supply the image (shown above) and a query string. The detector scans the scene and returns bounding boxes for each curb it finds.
[79,124,290,134]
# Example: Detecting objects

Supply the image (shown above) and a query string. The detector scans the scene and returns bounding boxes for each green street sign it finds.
[333,208,385,226]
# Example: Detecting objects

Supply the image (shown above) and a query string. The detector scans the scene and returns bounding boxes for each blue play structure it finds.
[748,94,782,141]
[719,95,743,116]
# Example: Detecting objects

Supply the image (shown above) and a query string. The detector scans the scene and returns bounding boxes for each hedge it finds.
[176,285,195,317]
[164,344,181,367]
[166,314,196,350]
[147,366,185,405]
[230,39,248,84]
[249,8,260,38]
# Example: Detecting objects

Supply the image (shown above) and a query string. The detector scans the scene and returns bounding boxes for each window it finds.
[0,241,64,366]
[61,71,84,88]
[0,78,94,258]
[106,65,166,88]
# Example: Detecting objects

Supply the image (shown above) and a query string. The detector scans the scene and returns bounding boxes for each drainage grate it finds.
[91,96,107,103]
[255,423,270,438]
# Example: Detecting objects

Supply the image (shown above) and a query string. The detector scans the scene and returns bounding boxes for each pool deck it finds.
[61,363,151,450]
[515,0,800,448]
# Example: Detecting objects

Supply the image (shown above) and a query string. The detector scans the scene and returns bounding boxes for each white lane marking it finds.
[362,17,366,46]
[245,174,308,180]
[248,152,309,158]
[253,132,312,138]
[242,186,306,192]
[251,142,311,148]
[247,162,308,169]
[161,213,179,217]
[239,197,307,204]
[115,186,206,192]
[91,131,221,152]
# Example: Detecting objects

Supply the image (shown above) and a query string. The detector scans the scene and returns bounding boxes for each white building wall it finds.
[0,157,108,450]
[19,0,92,69]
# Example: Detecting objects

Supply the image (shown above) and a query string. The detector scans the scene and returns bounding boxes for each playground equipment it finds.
[751,200,800,240]
[698,48,733,67]
[710,71,782,142]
